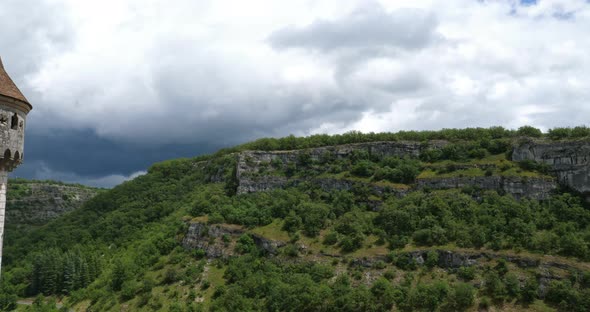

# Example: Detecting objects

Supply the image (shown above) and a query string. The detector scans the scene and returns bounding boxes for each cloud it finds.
[268,4,438,52]
[12,159,146,188]
[0,0,73,79]
[12,128,221,180]
[0,0,589,186]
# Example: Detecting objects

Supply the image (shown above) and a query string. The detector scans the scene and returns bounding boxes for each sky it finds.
[0,0,589,187]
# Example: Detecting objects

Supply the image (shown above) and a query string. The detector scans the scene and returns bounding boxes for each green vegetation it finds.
[547,126,590,141]
[192,126,590,162]
[9,178,103,190]
[1,127,589,311]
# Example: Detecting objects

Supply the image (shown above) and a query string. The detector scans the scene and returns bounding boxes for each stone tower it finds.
[0,57,32,274]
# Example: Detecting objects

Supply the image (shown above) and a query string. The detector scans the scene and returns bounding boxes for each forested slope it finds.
[6,179,100,226]
[2,126,590,312]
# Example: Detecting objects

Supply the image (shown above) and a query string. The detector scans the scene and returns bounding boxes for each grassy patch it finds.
[417,169,437,179]
[372,180,411,190]
[249,219,290,242]
[191,215,209,223]
[202,264,226,307]
[349,235,389,257]
[418,168,486,179]
[499,167,549,178]
[316,172,410,190]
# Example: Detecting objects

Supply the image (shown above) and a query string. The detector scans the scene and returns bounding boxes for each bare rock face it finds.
[512,139,590,195]
[182,223,243,258]
[415,176,557,200]
[182,222,286,258]
[237,175,288,194]
[234,140,563,201]
[236,141,448,194]
[6,181,99,225]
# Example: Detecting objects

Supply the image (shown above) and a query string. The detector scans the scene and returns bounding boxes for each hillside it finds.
[1,127,590,312]
[6,179,101,226]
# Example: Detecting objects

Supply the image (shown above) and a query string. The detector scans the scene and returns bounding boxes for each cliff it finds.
[234,140,558,201]
[236,141,448,193]
[182,222,286,258]
[415,175,556,200]
[512,138,590,197]
[6,180,100,225]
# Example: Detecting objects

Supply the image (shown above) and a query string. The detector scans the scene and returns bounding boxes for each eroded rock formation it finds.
[236,141,448,194]
[182,222,286,258]
[234,139,559,200]
[6,181,99,225]
[415,176,557,200]
[512,139,590,196]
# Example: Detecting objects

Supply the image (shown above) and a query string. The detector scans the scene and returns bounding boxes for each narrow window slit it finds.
[10,113,18,130]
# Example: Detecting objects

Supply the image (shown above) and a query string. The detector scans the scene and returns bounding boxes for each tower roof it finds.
[0,57,32,109]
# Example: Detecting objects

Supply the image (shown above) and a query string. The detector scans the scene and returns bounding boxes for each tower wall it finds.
[0,172,7,271]
[0,58,31,279]
[0,96,26,171]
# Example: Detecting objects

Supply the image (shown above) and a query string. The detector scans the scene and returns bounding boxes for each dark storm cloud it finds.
[11,128,221,187]
[269,5,438,52]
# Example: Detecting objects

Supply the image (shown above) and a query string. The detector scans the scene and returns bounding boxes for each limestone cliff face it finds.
[234,139,559,201]
[512,139,590,195]
[236,141,447,194]
[415,176,557,200]
[182,223,244,258]
[182,222,286,258]
[6,181,100,225]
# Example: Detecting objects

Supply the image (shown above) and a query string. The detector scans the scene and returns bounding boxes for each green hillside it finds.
[2,126,590,312]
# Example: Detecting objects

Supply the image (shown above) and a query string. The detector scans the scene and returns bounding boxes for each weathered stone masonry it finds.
[0,57,32,274]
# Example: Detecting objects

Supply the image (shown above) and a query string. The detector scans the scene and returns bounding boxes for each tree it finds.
[110,258,130,292]
[484,270,507,301]
[516,126,543,138]
[408,282,449,311]
[295,202,330,237]
[425,250,439,268]
[351,160,374,177]
[504,273,520,298]
[282,211,302,233]
[371,278,396,310]
[235,234,256,254]
[444,282,475,311]
[377,206,415,236]
[521,277,538,304]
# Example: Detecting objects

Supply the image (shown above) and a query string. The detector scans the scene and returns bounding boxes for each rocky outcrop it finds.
[182,223,244,258]
[6,181,100,225]
[237,175,288,194]
[238,171,556,202]
[229,137,590,202]
[236,141,448,194]
[512,139,590,195]
[332,248,581,286]
[251,234,287,255]
[237,176,409,211]
[182,222,286,258]
[310,178,409,196]
[239,140,448,167]
[183,221,584,291]
[415,176,557,200]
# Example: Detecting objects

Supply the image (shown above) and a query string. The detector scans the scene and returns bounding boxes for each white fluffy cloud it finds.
[2,0,590,146]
